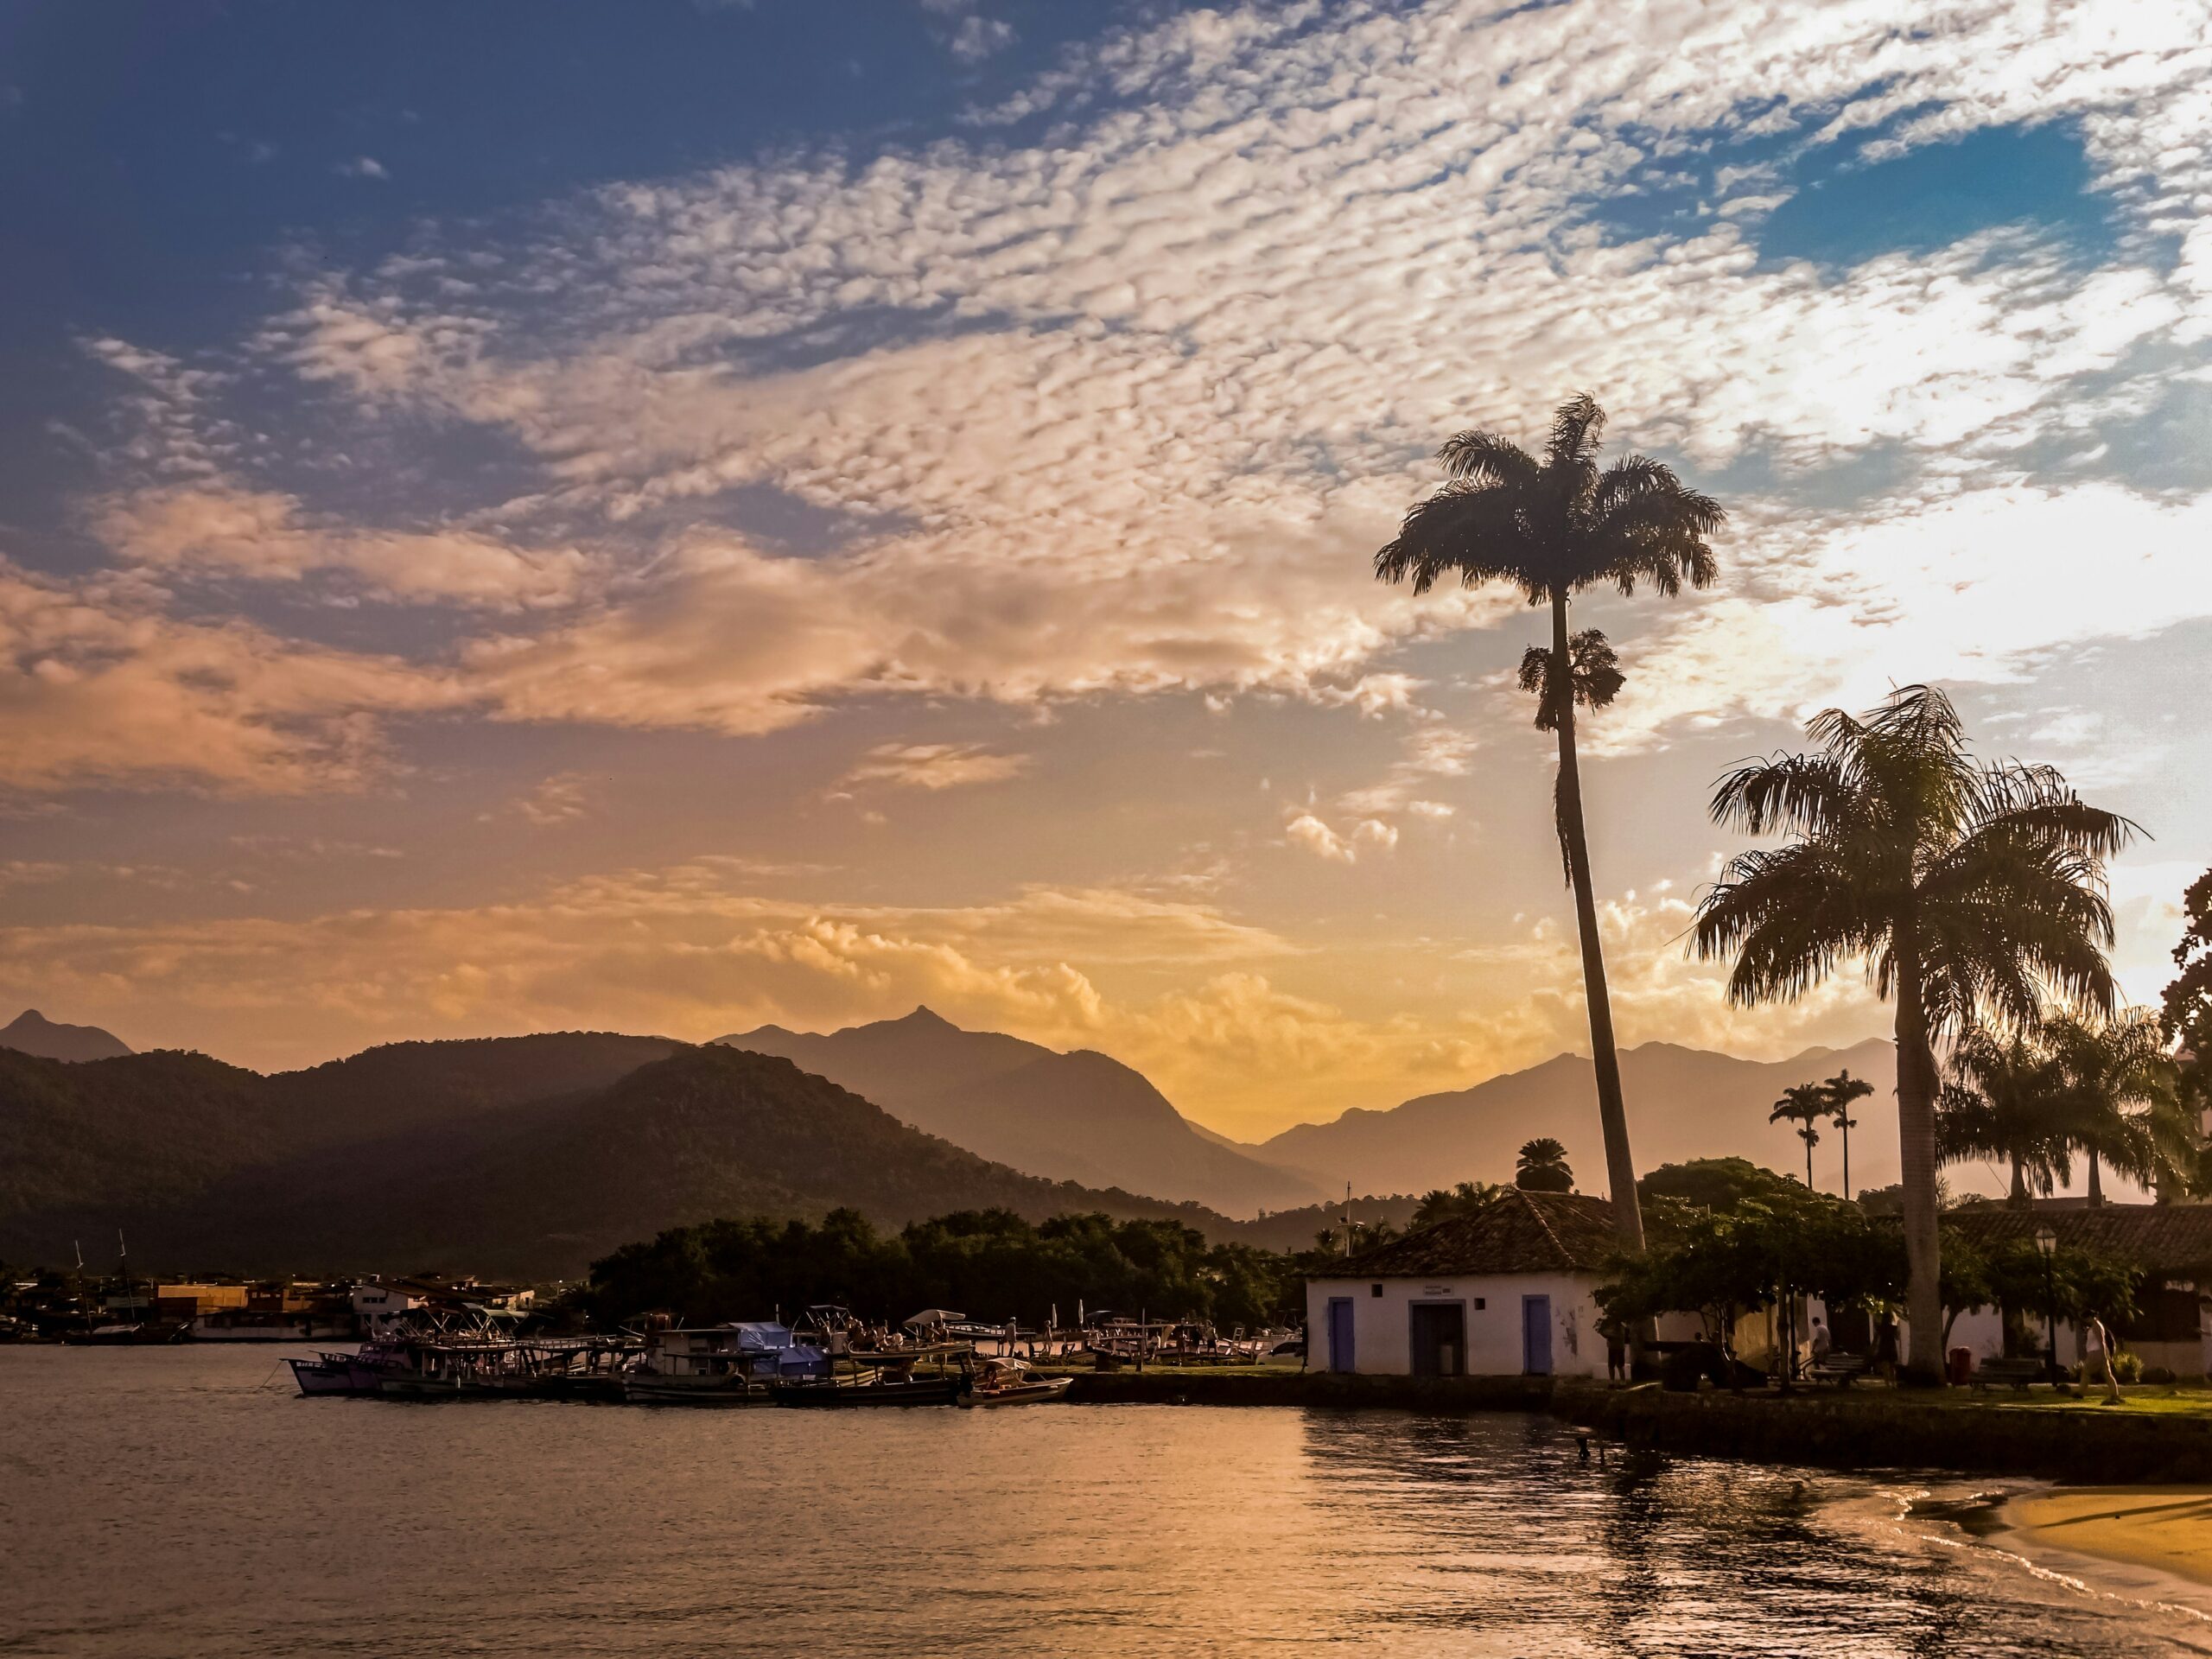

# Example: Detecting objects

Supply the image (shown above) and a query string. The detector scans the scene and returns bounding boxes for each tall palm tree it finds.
[1376,394,1723,1249]
[1691,685,2133,1382]
[1515,1136,1575,1192]
[1936,1029,2076,1205]
[1769,1082,1827,1188]
[1825,1069,1874,1201]
[2048,1008,2188,1204]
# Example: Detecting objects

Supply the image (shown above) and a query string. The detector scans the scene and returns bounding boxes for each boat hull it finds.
[621,1375,776,1406]
[773,1376,965,1408]
[957,1376,1074,1408]
[288,1356,367,1396]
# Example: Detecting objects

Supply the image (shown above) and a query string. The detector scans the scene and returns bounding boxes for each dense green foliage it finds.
[577,1206,1300,1330]
[1598,1184,2140,1351]
[1637,1156,1799,1215]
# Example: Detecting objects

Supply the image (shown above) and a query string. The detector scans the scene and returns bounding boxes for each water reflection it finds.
[2,1349,2209,1657]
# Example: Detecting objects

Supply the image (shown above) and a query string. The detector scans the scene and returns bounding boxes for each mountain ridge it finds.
[1258,1037,1902,1198]
[717,1006,1325,1216]
[1,1009,131,1064]
[0,1040,1234,1278]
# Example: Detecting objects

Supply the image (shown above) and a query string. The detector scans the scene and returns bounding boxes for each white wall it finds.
[1306,1272,1607,1378]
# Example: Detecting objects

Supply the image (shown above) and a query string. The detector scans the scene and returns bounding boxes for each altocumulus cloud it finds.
[13,0,2212,799]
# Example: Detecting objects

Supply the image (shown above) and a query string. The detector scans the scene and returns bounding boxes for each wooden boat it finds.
[773,1342,969,1408]
[773,1372,966,1408]
[620,1320,825,1405]
[957,1357,1071,1408]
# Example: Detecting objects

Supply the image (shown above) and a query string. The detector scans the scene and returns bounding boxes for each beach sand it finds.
[2005,1488,2212,1591]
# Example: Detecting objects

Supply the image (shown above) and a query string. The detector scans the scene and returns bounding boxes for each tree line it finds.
[573,1207,1306,1332]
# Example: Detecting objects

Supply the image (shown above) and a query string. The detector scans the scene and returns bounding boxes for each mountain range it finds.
[719,1007,1327,1215]
[2,1001,1934,1279]
[0,1037,1224,1279]
[1255,1038,1901,1199]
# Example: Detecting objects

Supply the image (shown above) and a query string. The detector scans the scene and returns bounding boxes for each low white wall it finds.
[1306,1272,1606,1378]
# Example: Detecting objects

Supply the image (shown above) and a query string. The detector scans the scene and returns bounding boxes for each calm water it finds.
[3,1348,2210,1657]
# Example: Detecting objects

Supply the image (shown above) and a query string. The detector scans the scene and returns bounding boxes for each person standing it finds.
[1809,1317,1832,1363]
[1604,1318,1628,1384]
[2084,1314,2121,1403]
[1874,1312,1901,1385]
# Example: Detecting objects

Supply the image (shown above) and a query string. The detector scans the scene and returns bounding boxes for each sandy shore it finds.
[2004,1488,2212,1592]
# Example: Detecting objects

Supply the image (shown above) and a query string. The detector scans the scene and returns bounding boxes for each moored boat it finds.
[620,1320,825,1405]
[957,1356,1071,1408]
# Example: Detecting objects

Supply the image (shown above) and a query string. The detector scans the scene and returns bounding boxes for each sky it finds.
[0,0,2209,1141]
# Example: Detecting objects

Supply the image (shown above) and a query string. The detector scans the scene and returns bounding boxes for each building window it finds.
[1473,1298,1486,1311]
[1370,1283,1384,1298]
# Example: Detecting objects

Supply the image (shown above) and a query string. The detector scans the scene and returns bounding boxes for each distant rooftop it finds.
[1332,1189,1619,1278]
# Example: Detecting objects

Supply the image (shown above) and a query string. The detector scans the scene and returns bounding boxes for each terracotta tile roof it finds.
[1338,1189,1620,1277]
[1945,1203,2212,1275]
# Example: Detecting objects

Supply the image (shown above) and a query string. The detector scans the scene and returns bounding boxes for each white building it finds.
[1306,1189,1618,1378]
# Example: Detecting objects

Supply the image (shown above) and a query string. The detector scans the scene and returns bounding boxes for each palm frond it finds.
[1436,430,1540,488]
[1519,629,1623,734]
[1708,752,1857,837]
[1372,485,1543,597]
[1547,393,1605,467]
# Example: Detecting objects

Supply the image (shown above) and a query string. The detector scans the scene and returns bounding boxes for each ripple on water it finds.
[1,1347,2208,1657]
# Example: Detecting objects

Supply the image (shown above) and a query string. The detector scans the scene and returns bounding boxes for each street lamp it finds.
[2034,1224,2060,1387]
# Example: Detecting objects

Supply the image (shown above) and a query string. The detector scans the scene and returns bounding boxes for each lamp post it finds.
[2034,1224,2060,1387]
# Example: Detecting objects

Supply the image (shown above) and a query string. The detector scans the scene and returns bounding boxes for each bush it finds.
[2076,1351,2145,1384]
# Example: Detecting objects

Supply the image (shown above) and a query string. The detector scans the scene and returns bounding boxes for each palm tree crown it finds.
[1769,1082,1827,1189]
[1375,394,1723,1253]
[1691,683,2134,1381]
[1936,1029,2077,1205]
[1516,1136,1574,1192]
[2047,1008,2190,1203]
[1374,394,1723,601]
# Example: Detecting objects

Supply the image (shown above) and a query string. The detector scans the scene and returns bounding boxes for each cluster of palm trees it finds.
[1936,1011,2187,1205]
[1376,393,2174,1384]
[1766,1070,1874,1193]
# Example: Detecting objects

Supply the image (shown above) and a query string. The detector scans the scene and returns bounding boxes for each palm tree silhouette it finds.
[1515,1136,1574,1192]
[2048,1009,2189,1204]
[1692,684,2133,1382]
[1376,394,1723,1249]
[1936,1029,2076,1205]
[1825,1069,1873,1202]
[1769,1082,1827,1189]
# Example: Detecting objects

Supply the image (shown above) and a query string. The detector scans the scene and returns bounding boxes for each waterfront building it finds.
[1940,1203,2212,1379]
[1305,1189,1615,1378]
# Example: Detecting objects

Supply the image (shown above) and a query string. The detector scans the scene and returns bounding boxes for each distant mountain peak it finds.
[895,1005,955,1028]
[1,1008,131,1063]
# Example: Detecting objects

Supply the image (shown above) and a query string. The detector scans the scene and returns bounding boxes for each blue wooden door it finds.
[1522,1294,1553,1376]
[1327,1297,1355,1373]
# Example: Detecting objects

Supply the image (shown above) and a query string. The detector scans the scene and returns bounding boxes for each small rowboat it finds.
[957,1357,1072,1408]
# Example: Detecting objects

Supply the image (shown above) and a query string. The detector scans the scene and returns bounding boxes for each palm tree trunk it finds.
[2010,1157,2027,1206]
[2088,1148,2103,1205]
[1805,1135,1815,1190]
[1550,591,1644,1252]
[1893,953,1945,1385]
[1841,1118,1851,1202]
